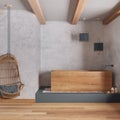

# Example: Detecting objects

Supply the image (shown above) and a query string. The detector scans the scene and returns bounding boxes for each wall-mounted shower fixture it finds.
[105,64,114,67]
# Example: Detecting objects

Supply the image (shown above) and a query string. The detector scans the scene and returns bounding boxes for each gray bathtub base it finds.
[36,90,120,103]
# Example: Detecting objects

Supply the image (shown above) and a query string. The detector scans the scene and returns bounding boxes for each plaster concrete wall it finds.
[40,21,106,86]
[104,17,120,90]
[1,9,118,98]
[0,10,40,98]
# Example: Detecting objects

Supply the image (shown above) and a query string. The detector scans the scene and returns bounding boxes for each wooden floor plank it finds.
[0,99,35,103]
[0,100,120,120]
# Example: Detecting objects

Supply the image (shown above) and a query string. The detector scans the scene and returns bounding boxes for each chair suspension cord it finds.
[7,6,11,55]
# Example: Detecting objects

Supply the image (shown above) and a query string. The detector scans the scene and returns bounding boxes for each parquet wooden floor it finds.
[0,99,120,120]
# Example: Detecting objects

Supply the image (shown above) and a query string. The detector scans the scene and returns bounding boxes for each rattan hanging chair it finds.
[0,4,24,98]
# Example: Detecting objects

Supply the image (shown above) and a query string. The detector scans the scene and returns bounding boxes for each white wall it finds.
[104,17,120,90]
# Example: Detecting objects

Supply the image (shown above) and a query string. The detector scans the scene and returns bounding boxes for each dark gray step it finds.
[36,89,120,103]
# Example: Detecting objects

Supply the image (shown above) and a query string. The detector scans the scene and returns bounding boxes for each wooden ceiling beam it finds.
[28,0,46,24]
[72,0,87,24]
[103,4,120,25]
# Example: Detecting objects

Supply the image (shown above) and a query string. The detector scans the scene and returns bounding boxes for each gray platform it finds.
[36,88,120,103]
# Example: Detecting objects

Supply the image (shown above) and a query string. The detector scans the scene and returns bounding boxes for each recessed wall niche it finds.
[94,42,104,51]
[79,33,89,41]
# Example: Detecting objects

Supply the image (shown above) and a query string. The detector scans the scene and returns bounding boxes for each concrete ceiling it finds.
[0,0,120,21]
[81,0,120,20]
[40,0,70,21]
[0,0,32,11]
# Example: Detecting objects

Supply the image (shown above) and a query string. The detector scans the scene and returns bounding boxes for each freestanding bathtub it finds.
[36,70,120,103]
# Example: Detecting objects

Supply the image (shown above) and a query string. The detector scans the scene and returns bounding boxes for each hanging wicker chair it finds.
[0,54,24,98]
[0,4,24,99]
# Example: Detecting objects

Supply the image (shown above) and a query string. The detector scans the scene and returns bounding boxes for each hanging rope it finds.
[7,5,11,55]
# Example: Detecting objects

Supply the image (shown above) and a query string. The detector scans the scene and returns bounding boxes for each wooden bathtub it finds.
[51,70,112,92]
[36,70,120,103]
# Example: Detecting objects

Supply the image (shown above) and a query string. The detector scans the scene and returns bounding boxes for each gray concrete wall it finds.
[1,9,119,98]
[104,17,120,91]
[40,21,106,86]
[0,10,40,98]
